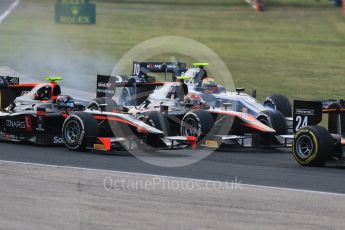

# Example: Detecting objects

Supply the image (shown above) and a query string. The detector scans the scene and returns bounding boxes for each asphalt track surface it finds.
[1,142,345,194]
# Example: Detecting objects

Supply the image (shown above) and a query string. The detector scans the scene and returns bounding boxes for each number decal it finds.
[133,64,140,75]
[295,115,308,131]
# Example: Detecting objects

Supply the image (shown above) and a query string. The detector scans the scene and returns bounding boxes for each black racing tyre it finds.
[293,126,334,166]
[141,111,171,135]
[88,97,117,112]
[62,112,99,151]
[256,110,288,135]
[264,94,292,117]
[180,110,214,141]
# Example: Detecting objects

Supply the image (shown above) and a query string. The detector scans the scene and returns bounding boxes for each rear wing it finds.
[96,74,164,99]
[132,61,186,81]
[0,76,19,87]
[96,75,121,98]
[293,100,345,135]
[0,76,20,108]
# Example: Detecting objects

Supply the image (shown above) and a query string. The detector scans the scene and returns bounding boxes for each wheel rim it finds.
[182,117,199,138]
[64,120,81,144]
[89,104,98,110]
[120,89,131,106]
[296,135,314,159]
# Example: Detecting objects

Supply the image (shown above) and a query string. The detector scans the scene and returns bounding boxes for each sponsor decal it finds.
[205,140,219,148]
[97,82,113,88]
[53,136,64,144]
[146,64,178,70]
[0,132,19,140]
[8,77,19,85]
[96,89,115,95]
[93,144,107,151]
[96,75,116,98]
[25,115,33,132]
[295,109,314,116]
[6,120,26,129]
[55,0,96,24]
[36,116,45,131]
[0,77,19,85]
[20,91,30,96]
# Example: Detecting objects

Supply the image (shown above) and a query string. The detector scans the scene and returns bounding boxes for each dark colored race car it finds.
[127,61,292,117]
[292,100,345,166]
[0,76,62,109]
[0,76,192,152]
[118,61,293,137]
[92,74,293,149]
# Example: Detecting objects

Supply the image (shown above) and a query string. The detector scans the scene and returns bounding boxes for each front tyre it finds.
[293,126,333,166]
[62,112,98,151]
[180,110,214,141]
[256,110,287,135]
[264,94,292,117]
[141,111,171,135]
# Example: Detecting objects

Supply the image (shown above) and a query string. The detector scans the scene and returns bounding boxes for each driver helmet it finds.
[35,85,51,100]
[190,94,202,108]
[201,77,218,93]
[56,95,74,109]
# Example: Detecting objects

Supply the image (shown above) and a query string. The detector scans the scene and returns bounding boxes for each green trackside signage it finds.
[55,0,96,24]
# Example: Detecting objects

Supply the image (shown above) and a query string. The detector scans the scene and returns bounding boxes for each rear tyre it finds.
[264,94,292,117]
[62,112,98,151]
[141,111,171,135]
[88,97,117,112]
[293,126,334,166]
[180,110,214,141]
[256,110,287,135]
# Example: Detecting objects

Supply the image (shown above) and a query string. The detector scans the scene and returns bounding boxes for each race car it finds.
[0,76,62,109]
[118,62,186,106]
[92,74,293,149]
[122,61,292,119]
[116,61,292,134]
[0,76,193,152]
[292,100,345,166]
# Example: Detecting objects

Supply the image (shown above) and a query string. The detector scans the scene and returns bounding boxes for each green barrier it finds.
[55,0,96,24]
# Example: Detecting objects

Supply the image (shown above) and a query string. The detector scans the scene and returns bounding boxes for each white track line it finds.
[0,0,20,24]
[0,159,344,197]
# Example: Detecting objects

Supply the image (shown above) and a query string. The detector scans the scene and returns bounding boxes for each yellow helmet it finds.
[201,77,217,88]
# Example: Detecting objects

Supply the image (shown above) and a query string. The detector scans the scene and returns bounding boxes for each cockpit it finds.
[140,83,187,109]
[17,83,61,102]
